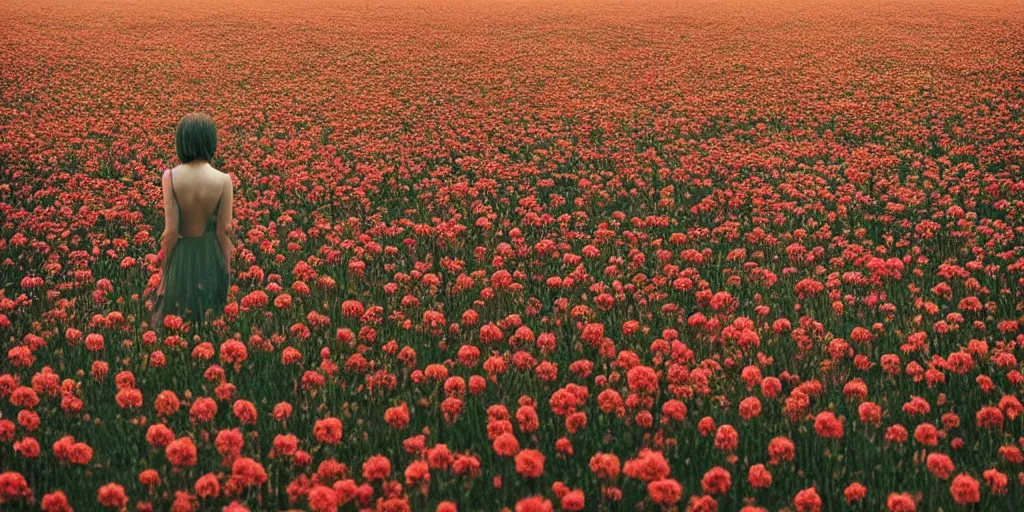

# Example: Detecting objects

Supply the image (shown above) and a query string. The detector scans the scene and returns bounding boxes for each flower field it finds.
[3,0,1024,510]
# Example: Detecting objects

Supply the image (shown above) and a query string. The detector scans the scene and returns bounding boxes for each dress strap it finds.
[166,169,183,238]
[166,169,179,207]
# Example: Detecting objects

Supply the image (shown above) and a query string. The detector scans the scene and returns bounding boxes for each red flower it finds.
[687,495,718,512]
[153,390,180,416]
[307,485,337,512]
[332,480,357,506]
[41,490,72,512]
[272,434,299,457]
[793,487,822,512]
[138,469,161,487]
[85,333,105,352]
[913,423,939,446]
[886,493,916,511]
[714,425,739,452]
[316,458,347,484]
[515,449,546,478]
[493,432,520,456]
[999,445,1023,464]
[844,482,867,503]
[738,396,761,420]
[885,425,909,444]
[385,402,411,429]
[626,365,658,394]
[701,467,732,495]
[68,442,93,465]
[976,406,1004,430]
[697,417,716,437]
[377,497,410,512]
[760,377,782,398]
[983,468,1008,495]
[189,397,218,423]
[313,417,343,445]
[516,405,540,432]
[589,452,621,480]
[273,402,293,422]
[219,340,248,364]
[950,473,981,504]
[0,420,13,442]
[222,501,249,512]
[813,411,844,439]
[215,428,245,459]
[11,387,40,408]
[14,437,40,458]
[341,300,365,318]
[768,436,795,464]
[560,489,584,511]
[926,453,954,479]
[404,460,430,486]
[96,483,128,509]
[194,473,220,498]
[426,444,453,470]
[661,400,687,422]
[115,387,143,409]
[362,455,392,481]
[648,478,683,506]
[0,472,32,504]
[747,464,772,488]
[165,437,198,467]
[515,496,553,512]
[228,458,267,489]
[858,402,882,426]
[441,396,464,423]
[232,399,258,425]
[623,450,670,481]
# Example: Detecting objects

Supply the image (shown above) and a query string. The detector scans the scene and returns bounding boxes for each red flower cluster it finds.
[2,0,1024,510]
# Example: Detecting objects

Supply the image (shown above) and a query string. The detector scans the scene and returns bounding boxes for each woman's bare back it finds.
[168,163,231,238]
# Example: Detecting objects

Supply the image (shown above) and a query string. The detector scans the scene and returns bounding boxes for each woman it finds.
[152,113,234,329]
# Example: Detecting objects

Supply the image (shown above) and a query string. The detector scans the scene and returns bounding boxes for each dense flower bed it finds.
[2,0,1024,510]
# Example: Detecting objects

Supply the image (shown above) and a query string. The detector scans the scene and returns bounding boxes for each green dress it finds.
[152,169,229,329]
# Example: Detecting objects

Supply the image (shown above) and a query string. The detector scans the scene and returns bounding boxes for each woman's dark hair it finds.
[175,113,217,163]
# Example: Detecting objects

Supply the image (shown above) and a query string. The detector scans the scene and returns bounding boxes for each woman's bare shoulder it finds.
[215,169,232,187]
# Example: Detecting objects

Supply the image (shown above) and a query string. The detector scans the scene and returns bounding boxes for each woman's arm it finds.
[216,174,235,272]
[159,169,179,294]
